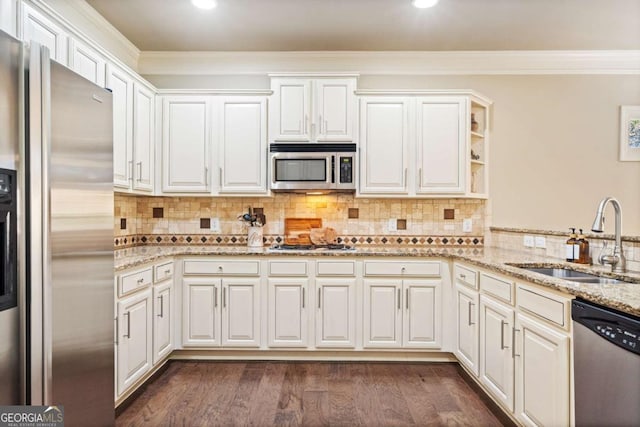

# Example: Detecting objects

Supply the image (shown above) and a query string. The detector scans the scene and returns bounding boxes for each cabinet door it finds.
[359,97,410,194]
[68,38,105,86]
[363,279,402,348]
[270,79,311,142]
[315,79,355,142]
[106,64,133,189]
[153,281,173,364]
[416,97,466,193]
[183,279,220,347]
[268,279,308,347]
[161,96,211,192]
[22,3,68,64]
[479,295,515,412]
[219,96,267,194]
[117,289,152,397]
[515,313,570,427]
[316,279,356,348]
[132,83,155,192]
[222,279,261,347]
[402,280,442,349]
[456,285,480,375]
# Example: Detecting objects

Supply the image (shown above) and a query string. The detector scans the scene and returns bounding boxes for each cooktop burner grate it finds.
[270,243,353,251]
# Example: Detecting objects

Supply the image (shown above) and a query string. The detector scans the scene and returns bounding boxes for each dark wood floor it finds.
[116,361,504,426]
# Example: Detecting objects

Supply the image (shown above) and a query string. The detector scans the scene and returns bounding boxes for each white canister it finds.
[247,226,263,247]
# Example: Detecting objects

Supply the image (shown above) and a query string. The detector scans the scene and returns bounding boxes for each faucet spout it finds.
[591,197,625,273]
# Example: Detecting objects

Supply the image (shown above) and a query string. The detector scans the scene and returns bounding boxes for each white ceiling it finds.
[84,0,640,52]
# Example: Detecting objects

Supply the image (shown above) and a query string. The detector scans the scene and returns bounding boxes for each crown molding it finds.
[138,50,640,76]
[29,0,140,69]
[355,89,493,104]
[156,89,273,96]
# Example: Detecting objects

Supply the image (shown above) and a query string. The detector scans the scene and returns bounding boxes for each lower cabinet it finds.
[515,313,570,427]
[268,278,309,347]
[183,277,261,348]
[116,288,153,397]
[153,281,173,364]
[455,285,479,375]
[315,279,356,348]
[363,279,441,349]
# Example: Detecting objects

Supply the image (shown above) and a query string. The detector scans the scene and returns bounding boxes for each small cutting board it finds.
[284,218,322,245]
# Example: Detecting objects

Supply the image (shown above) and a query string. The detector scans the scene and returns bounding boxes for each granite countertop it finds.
[115,245,640,317]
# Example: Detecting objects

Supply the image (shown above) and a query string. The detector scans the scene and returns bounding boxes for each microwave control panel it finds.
[339,156,353,183]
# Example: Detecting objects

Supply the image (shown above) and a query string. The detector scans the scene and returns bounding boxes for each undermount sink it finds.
[518,266,626,285]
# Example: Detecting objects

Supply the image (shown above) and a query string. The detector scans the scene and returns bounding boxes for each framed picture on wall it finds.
[619,105,640,161]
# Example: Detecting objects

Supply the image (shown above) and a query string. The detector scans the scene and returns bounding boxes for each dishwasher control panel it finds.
[594,323,639,354]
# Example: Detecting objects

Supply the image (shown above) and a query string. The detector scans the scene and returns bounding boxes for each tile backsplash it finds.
[115,193,486,247]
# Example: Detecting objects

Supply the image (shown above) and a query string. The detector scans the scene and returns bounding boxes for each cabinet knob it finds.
[460,274,466,280]
[137,278,144,284]
[165,269,171,274]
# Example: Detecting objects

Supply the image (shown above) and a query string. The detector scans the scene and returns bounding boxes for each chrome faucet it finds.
[591,197,626,273]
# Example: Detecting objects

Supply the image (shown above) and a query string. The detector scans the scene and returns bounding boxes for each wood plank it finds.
[327,363,359,426]
[216,363,266,425]
[301,391,330,426]
[247,362,287,426]
[396,364,441,425]
[367,363,415,426]
[273,363,306,424]
[284,218,322,244]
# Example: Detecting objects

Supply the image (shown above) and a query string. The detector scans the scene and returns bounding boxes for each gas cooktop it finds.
[269,243,354,251]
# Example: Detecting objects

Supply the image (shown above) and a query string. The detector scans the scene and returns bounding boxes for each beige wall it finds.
[147,73,640,235]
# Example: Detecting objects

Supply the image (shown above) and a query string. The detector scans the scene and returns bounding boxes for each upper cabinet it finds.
[68,38,105,86]
[107,63,155,194]
[22,3,68,64]
[358,92,491,198]
[269,75,357,144]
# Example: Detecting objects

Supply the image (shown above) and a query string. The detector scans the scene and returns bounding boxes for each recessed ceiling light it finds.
[192,0,217,10]
[412,0,439,8]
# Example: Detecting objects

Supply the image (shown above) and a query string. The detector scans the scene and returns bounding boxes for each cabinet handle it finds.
[305,115,309,134]
[468,302,475,325]
[157,295,164,318]
[223,287,226,308]
[318,289,321,309]
[500,320,509,349]
[404,168,408,187]
[137,278,144,284]
[214,285,218,308]
[319,115,322,134]
[205,166,209,186]
[219,167,223,187]
[124,312,131,339]
[406,289,409,310]
[418,168,422,186]
[128,160,133,181]
[397,288,401,310]
[513,328,521,357]
[325,120,328,135]
[114,317,118,345]
[302,288,306,308]
[137,161,142,181]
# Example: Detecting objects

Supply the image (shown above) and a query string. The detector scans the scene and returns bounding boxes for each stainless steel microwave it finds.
[270,143,356,192]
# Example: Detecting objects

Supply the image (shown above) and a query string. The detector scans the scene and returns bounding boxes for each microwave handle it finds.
[331,155,335,184]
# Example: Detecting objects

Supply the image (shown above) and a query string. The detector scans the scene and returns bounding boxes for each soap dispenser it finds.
[566,228,578,262]
[577,229,590,264]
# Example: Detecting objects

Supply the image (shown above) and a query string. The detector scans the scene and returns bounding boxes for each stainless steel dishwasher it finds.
[572,299,640,426]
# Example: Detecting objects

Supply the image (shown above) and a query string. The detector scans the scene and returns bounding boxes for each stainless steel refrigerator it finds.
[0,29,114,425]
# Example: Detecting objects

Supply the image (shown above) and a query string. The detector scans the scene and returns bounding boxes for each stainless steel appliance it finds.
[268,243,354,251]
[270,143,356,192]
[0,29,114,426]
[572,299,640,426]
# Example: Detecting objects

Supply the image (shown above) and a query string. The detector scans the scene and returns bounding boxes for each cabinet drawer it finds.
[154,261,173,283]
[364,261,440,277]
[517,285,570,329]
[316,261,355,276]
[480,273,514,305]
[119,267,152,297]
[183,260,260,276]
[269,261,307,276]
[454,264,478,289]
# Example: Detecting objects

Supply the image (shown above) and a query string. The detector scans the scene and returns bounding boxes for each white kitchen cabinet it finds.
[269,76,356,143]
[117,288,152,397]
[221,278,261,347]
[106,63,134,189]
[416,97,466,194]
[22,3,68,64]
[315,279,356,348]
[152,281,173,364]
[479,294,515,412]
[68,38,105,86]
[363,278,440,349]
[267,278,309,347]
[364,279,403,348]
[161,96,211,193]
[132,83,154,192]
[514,314,570,427]
[455,284,480,375]
[184,277,261,348]
[218,96,267,194]
[359,97,410,194]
